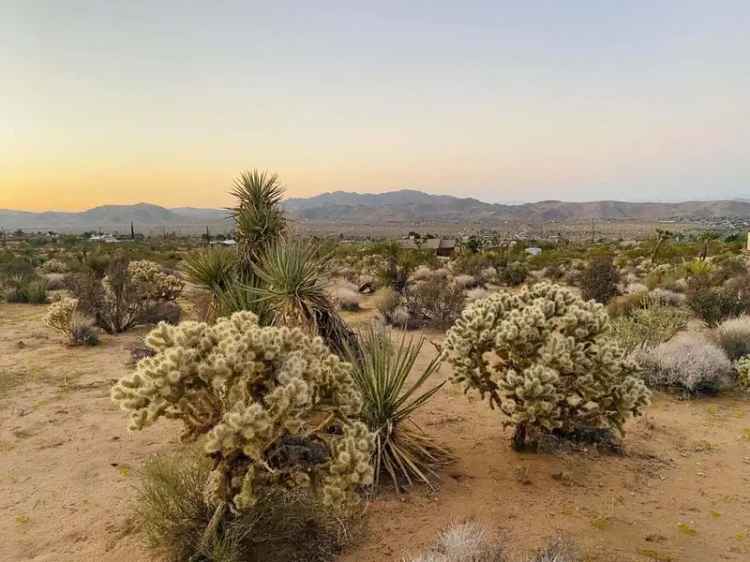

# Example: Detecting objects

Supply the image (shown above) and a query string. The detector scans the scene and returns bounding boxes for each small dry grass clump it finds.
[137,450,356,562]
[406,521,505,562]
[714,315,750,360]
[404,522,580,562]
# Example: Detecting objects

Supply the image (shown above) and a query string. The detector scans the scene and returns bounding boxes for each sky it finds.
[1,1,749,211]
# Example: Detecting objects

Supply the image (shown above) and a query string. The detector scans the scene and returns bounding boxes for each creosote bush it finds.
[578,255,619,304]
[443,283,650,450]
[70,254,183,333]
[112,311,374,517]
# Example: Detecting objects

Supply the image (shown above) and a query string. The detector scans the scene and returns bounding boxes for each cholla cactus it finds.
[442,283,650,449]
[111,311,374,512]
[127,260,184,301]
[44,297,79,338]
[43,297,98,346]
[736,355,750,391]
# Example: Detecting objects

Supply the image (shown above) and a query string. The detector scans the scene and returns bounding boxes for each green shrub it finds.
[578,255,619,304]
[498,262,527,287]
[609,300,688,353]
[687,286,750,327]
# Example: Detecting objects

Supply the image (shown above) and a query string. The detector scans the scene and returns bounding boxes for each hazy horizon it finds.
[3,2,749,211]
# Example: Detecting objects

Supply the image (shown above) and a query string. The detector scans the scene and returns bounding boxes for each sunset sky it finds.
[2,1,749,211]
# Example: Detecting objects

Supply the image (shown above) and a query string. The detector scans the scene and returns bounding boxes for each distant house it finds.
[210,239,237,247]
[525,246,542,257]
[398,238,456,257]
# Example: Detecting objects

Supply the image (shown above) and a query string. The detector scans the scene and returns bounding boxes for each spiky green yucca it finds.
[182,247,239,292]
[346,327,451,491]
[230,170,286,268]
[251,240,332,329]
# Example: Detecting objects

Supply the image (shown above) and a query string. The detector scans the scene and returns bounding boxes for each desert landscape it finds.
[2,169,750,561]
[4,4,750,561]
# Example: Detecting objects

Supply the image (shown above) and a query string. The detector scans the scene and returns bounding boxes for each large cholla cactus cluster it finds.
[443,283,650,449]
[111,311,374,511]
[127,260,184,301]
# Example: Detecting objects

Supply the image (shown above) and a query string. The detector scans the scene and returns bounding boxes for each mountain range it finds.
[2,190,750,232]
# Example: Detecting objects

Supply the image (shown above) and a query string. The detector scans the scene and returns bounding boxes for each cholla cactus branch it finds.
[111,311,374,512]
[442,283,650,449]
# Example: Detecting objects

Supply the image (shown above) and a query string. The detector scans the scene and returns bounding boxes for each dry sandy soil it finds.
[1,300,749,562]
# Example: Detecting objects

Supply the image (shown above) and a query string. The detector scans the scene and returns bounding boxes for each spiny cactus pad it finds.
[112,311,374,511]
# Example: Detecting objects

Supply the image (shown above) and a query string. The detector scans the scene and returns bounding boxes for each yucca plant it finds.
[251,239,331,328]
[230,170,287,272]
[346,326,451,491]
[182,247,239,292]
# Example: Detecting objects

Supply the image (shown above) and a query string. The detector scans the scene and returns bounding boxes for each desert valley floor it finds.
[1,299,749,562]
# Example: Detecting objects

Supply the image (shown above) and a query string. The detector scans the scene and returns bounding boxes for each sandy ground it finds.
[1,301,749,562]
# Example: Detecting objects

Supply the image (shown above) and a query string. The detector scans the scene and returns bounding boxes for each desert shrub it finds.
[609,300,688,353]
[607,291,649,318]
[331,279,362,312]
[377,243,420,293]
[70,254,183,333]
[333,286,361,311]
[346,327,450,491]
[686,286,750,327]
[736,355,750,391]
[452,274,477,289]
[405,522,581,562]
[43,297,97,345]
[443,283,650,450]
[112,312,374,537]
[4,274,48,304]
[44,273,68,291]
[375,287,401,322]
[649,288,685,307]
[41,258,68,273]
[137,449,354,562]
[638,332,734,394]
[69,314,99,346]
[578,255,619,304]
[405,276,466,330]
[498,262,527,287]
[406,521,505,562]
[541,263,564,282]
[714,316,750,360]
[466,287,491,302]
[24,278,49,304]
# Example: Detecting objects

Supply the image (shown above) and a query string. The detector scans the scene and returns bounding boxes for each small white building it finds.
[525,246,542,257]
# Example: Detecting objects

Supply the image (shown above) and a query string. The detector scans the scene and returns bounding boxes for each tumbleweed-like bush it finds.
[442,283,650,450]
[714,315,750,361]
[638,332,734,394]
[112,311,374,518]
